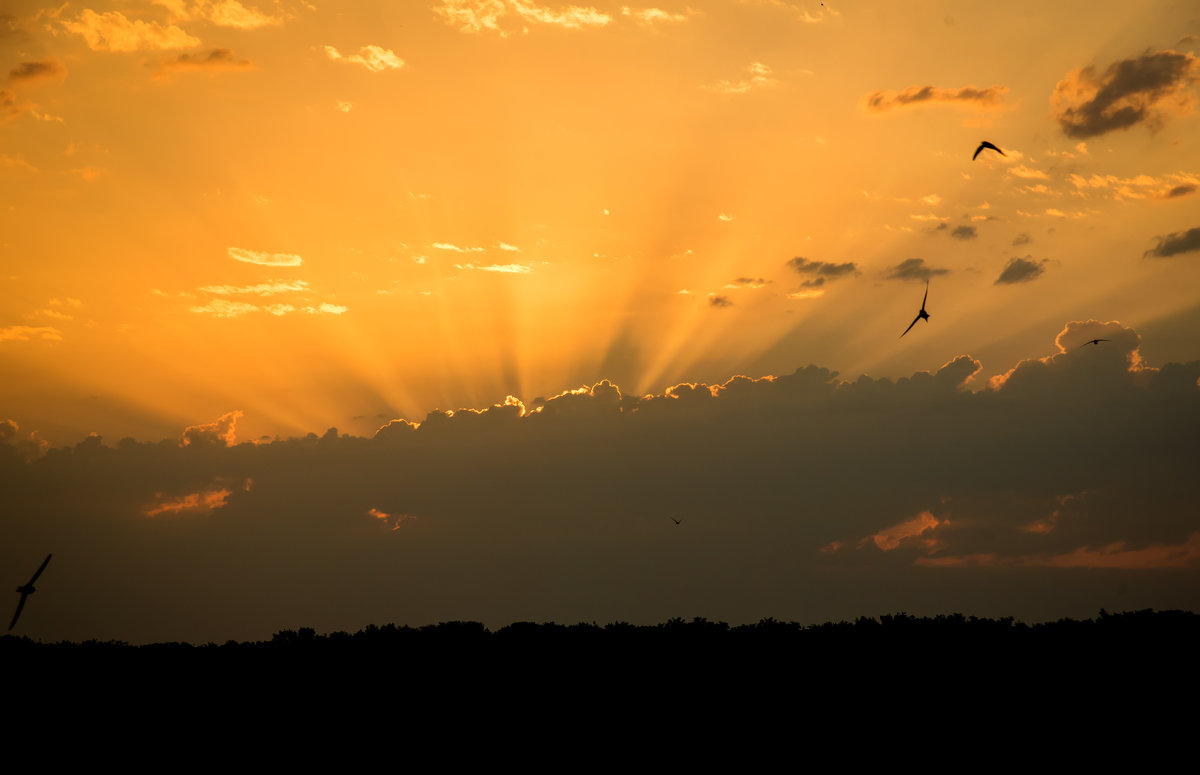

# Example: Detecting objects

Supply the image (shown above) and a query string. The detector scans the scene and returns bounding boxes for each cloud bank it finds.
[3,322,1197,643]
[1052,50,1200,138]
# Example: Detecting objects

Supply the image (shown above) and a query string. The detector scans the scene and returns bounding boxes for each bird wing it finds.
[900,314,921,338]
[9,594,27,630]
[972,144,984,160]
[28,554,52,585]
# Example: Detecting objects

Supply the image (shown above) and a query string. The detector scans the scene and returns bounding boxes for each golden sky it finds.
[2,0,1197,443]
[2,1,1199,641]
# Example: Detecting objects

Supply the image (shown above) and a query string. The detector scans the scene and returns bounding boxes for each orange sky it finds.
[2,2,1199,642]
[3,0,1198,444]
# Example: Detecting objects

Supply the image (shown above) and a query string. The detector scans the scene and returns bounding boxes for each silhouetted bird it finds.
[9,554,51,631]
[1080,339,1111,347]
[669,517,681,525]
[973,141,1006,160]
[900,283,930,338]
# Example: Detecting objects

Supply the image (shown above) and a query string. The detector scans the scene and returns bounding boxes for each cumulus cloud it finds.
[3,323,1196,643]
[995,256,1048,285]
[153,0,280,28]
[61,9,200,51]
[1012,233,1032,247]
[228,247,303,267]
[1051,50,1200,138]
[865,84,1008,112]
[325,45,404,73]
[885,258,949,282]
[433,0,611,36]
[1143,227,1200,258]
[181,410,243,447]
[709,62,777,94]
[709,294,733,307]
[787,257,859,287]
[949,225,977,241]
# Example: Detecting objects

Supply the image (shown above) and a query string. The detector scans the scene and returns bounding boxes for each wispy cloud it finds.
[787,257,859,288]
[865,84,1008,112]
[709,62,777,94]
[159,48,253,74]
[433,242,485,253]
[8,59,66,84]
[458,263,533,273]
[620,6,692,26]
[325,45,404,73]
[0,325,62,342]
[153,0,281,29]
[433,1,611,36]
[227,247,303,267]
[199,281,310,296]
[1052,50,1200,138]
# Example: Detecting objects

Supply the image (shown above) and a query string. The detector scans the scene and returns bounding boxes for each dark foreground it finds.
[5,610,1196,749]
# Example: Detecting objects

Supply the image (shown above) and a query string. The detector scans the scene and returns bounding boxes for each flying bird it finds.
[1080,339,1111,347]
[972,141,1006,160]
[9,553,51,631]
[668,517,681,526]
[900,283,930,338]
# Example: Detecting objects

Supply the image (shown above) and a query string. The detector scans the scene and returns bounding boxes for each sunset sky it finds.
[3,1,1199,643]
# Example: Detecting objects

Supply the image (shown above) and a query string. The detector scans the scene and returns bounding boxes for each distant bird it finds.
[973,141,1006,160]
[9,553,51,631]
[669,517,681,526]
[900,283,930,338]
[1080,338,1111,348]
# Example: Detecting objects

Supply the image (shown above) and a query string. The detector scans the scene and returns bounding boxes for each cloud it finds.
[181,410,243,447]
[0,325,62,342]
[865,84,1008,112]
[228,247,303,267]
[727,277,769,289]
[433,243,485,253]
[325,45,404,73]
[1165,184,1196,199]
[708,294,733,307]
[433,1,611,36]
[154,0,281,29]
[787,257,860,286]
[4,323,1197,642]
[198,281,310,296]
[190,299,260,317]
[1051,50,1200,138]
[160,48,253,73]
[61,10,200,52]
[459,263,533,273]
[995,256,1048,285]
[885,258,949,282]
[7,59,66,85]
[709,62,777,94]
[1143,227,1200,258]
[1009,165,1048,180]
[949,225,977,241]
[621,6,692,26]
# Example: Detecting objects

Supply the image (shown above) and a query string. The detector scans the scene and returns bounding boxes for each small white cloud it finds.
[709,62,777,94]
[432,242,485,253]
[337,101,353,112]
[718,213,734,222]
[325,44,405,73]
[496,242,521,252]
[227,247,304,267]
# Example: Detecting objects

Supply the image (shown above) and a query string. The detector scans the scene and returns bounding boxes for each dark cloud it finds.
[7,58,66,84]
[995,256,1048,285]
[787,257,859,278]
[730,277,769,288]
[709,295,733,307]
[885,258,949,282]
[1144,227,1200,258]
[950,225,977,241]
[3,323,1197,643]
[800,277,825,288]
[1012,233,1032,247]
[161,49,253,73]
[1166,184,1196,199]
[1051,50,1200,138]
[865,84,1008,112]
